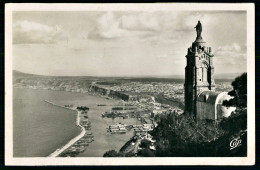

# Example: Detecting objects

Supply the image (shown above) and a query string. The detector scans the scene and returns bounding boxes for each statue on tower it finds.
[194,20,202,39]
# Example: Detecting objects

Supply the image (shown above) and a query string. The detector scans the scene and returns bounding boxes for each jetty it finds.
[45,100,88,157]
[44,100,74,111]
[48,109,86,157]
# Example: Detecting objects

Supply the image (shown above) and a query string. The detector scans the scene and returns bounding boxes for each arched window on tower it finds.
[199,67,202,81]
[201,62,208,82]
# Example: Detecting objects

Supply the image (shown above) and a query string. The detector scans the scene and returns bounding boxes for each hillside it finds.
[13,70,40,78]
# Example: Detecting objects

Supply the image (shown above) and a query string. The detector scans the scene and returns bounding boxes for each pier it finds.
[45,100,88,157]
[44,100,75,111]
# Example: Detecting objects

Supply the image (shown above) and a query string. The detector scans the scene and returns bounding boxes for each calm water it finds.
[13,88,140,157]
[13,88,81,157]
[47,90,141,157]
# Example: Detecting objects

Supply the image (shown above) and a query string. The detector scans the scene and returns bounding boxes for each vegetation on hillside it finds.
[149,73,247,157]
[137,139,155,157]
[103,150,124,157]
[150,109,246,157]
[223,72,247,107]
[103,149,135,157]
[103,73,247,157]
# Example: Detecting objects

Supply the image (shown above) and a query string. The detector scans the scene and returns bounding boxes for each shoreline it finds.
[14,87,116,104]
[45,100,86,157]
[15,87,143,157]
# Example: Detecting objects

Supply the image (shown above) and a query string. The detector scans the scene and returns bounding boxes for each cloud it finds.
[12,11,246,76]
[88,12,124,40]
[217,42,242,52]
[119,13,160,31]
[214,43,246,65]
[88,12,164,41]
[87,12,190,43]
[13,20,68,44]
[215,43,246,56]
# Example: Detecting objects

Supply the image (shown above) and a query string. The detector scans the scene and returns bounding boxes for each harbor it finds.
[45,99,143,157]
[14,88,144,157]
[46,100,93,157]
[107,123,127,134]
[107,123,154,135]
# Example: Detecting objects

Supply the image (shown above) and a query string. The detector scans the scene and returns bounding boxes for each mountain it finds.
[13,70,244,80]
[13,70,37,77]
[214,73,244,80]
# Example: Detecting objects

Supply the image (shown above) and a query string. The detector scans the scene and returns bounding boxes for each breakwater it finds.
[44,100,75,111]
[45,100,87,157]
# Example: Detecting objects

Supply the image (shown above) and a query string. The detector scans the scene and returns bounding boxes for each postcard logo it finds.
[230,138,242,150]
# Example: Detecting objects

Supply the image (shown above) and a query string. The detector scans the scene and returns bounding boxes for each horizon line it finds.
[13,70,245,79]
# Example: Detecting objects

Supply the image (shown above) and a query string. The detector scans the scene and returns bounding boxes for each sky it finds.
[12,11,247,76]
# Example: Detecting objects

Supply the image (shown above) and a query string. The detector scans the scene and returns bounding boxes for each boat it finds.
[107,122,128,134]
[111,130,127,134]
[97,104,107,106]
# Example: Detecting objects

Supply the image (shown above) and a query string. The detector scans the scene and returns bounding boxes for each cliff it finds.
[90,85,130,101]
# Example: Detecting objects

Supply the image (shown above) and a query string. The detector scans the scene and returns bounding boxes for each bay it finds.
[13,88,140,157]
[13,88,81,157]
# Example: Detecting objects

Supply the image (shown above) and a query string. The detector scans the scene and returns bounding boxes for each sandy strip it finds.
[45,101,86,157]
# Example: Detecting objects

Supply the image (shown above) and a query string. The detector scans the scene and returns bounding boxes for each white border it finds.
[5,3,255,166]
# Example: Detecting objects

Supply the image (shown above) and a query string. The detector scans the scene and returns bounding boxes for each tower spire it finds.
[184,21,215,118]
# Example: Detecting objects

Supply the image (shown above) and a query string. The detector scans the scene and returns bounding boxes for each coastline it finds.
[14,87,142,157]
[45,100,86,157]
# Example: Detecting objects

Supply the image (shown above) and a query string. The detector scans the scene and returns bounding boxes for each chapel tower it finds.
[184,21,216,117]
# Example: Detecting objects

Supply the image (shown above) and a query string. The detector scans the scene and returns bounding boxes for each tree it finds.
[150,111,247,157]
[139,139,152,149]
[103,150,123,157]
[137,148,155,157]
[223,73,247,107]
[124,152,136,157]
[218,108,247,135]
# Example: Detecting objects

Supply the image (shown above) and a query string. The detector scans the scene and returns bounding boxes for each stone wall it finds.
[196,101,216,120]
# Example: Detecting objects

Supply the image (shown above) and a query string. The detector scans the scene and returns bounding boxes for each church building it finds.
[184,21,236,120]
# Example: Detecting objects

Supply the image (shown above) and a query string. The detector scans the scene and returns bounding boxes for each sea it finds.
[13,88,140,157]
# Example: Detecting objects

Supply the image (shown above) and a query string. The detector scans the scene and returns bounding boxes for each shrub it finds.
[137,148,155,157]
[103,150,123,157]
[139,139,152,149]
[151,110,247,157]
